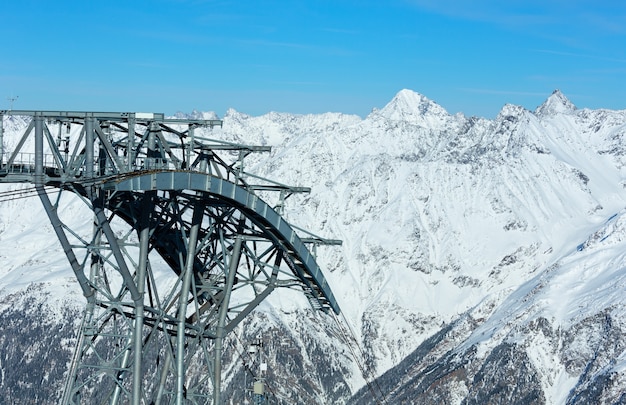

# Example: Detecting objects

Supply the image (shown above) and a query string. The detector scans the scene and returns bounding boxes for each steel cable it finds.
[331,310,389,405]
[0,185,59,203]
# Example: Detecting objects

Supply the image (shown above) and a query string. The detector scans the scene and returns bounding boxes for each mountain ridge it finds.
[1,89,626,404]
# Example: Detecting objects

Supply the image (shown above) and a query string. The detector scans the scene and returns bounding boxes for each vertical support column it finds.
[199,147,208,173]
[155,349,173,405]
[110,350,132,405]
[132,193,153,405]
[147,121,160,169]
[236,150,245,182]
[213,236,243,405]
[0,113,4,166]
[34,115,44,181]
[175,200,204,405]
[98,123,108,176]
[186,124,195,170]
[85,117,94,178]
[128,115,136,171]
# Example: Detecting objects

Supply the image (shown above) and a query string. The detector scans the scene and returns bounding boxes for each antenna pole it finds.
[7,95,18,111]
[252,337,267,405]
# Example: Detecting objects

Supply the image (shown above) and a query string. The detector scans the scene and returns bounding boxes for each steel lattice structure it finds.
[0,110,340,404]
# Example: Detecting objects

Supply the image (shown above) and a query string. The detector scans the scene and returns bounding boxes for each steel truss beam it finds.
[0,111,340,404]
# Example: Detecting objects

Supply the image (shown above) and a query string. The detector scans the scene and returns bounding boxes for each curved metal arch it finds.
[101,170,339,315]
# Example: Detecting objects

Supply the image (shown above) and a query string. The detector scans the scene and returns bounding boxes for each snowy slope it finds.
[1,89,626,404]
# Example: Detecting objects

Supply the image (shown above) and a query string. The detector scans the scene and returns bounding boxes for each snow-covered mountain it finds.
[1,89,626,404]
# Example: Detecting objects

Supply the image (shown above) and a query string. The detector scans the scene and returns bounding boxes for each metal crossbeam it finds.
[0,111,340,405]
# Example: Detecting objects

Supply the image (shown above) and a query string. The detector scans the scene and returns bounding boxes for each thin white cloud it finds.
[580,9,626,34]
[321,27,360,35]
[270,80,327,87]
[405,0,626,34]
[404,0,556,26]
[125,61,175,69]
[235,38,360,57]
[133,29,217,45]
[236,38,312,50]
[458,87,547,97]
[533,49,626,64]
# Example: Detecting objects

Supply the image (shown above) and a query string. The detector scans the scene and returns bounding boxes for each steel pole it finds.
[0,113,4,166]
[110,349,133,405]
[132,195,152,405]
[175,201,204,405]
[147,121,158,169]
[34,116,43,180]
[213,236,243,405]
[187,124,195,170]
[155,349,173,405]
[128,116,135,170]
[85,117,94,178]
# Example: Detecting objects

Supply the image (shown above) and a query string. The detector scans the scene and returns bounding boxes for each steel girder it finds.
[0,111,340,404]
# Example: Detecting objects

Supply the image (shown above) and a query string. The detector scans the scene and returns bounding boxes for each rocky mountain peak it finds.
[372,89,451,127]
[497,103,528,119]
[535,89,577,116]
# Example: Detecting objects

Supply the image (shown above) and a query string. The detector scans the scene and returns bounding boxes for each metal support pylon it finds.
[0,110,341,404]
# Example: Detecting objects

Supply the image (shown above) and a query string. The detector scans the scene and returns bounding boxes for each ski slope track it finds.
[1,89,626,404]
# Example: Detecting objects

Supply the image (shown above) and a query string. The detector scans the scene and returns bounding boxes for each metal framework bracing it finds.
[0,110,340,404]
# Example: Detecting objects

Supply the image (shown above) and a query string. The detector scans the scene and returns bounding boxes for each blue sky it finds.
[1,0,625,118]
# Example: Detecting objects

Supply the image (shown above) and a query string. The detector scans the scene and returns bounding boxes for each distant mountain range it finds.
[1,89,625,404]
